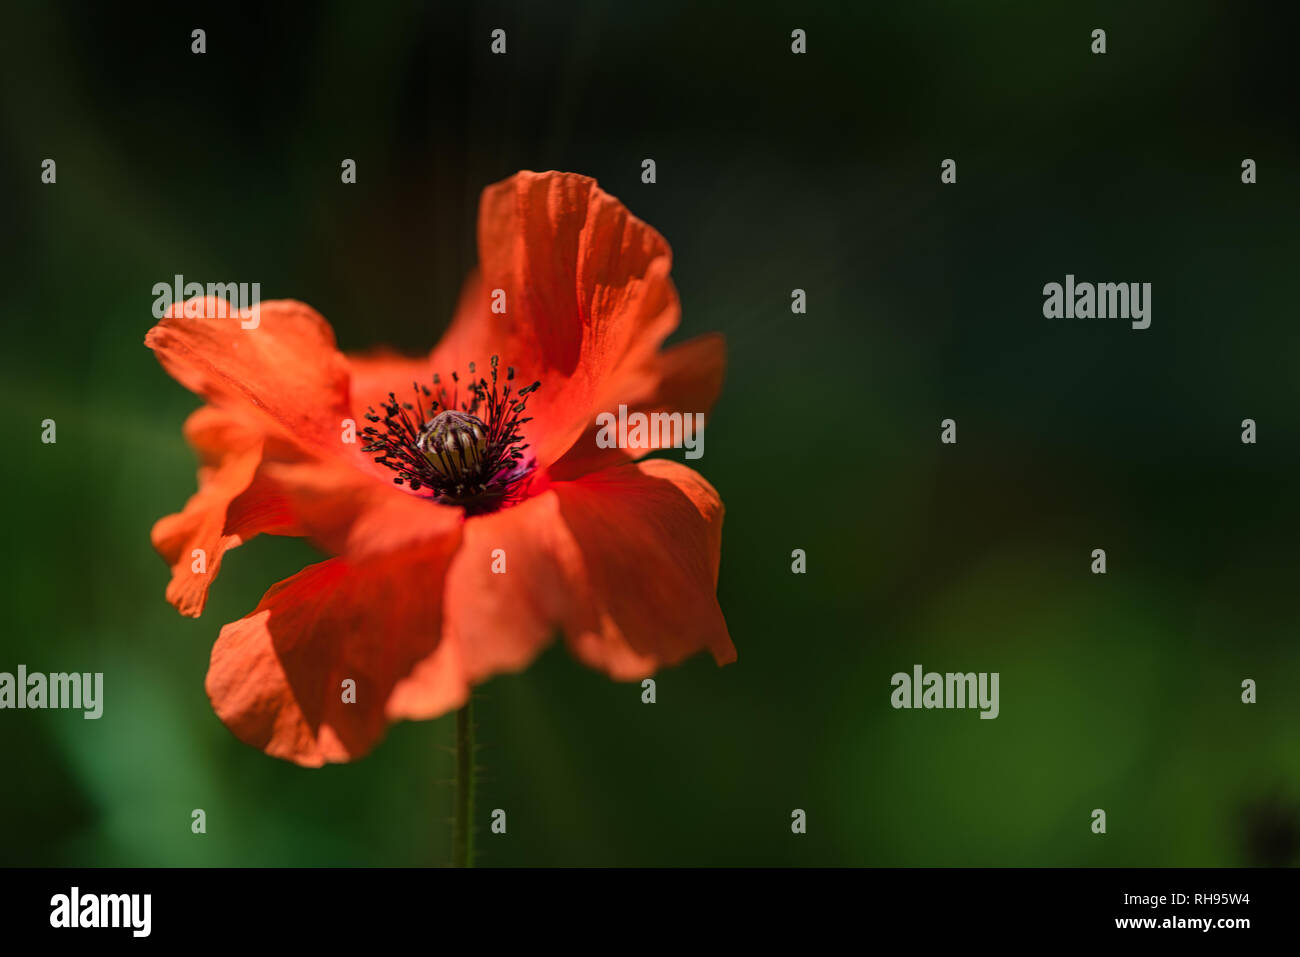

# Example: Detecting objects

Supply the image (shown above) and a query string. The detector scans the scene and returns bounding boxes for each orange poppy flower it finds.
[146,170,735,766]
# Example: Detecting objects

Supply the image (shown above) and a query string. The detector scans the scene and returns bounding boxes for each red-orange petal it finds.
[442,458,734,683]
[205,532,463,766]
[252,457,464,560]
[151,407,266,617]
[153,399,463,615]
[431,172,682,469]
[145,298,353,459]
[344,347,435,424]
[547,332,726,481]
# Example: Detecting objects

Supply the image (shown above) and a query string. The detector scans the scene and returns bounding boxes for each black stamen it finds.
[362,353,538,514]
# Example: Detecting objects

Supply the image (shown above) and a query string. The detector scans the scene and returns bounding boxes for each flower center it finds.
[361,355,539,514]
[417,410,488,482]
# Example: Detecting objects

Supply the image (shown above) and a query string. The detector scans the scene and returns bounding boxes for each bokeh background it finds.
[2,0,1298,866]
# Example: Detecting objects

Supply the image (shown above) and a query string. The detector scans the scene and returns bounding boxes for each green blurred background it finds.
[2,0,1298,866]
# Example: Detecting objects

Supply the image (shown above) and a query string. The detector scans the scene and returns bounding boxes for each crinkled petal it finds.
[548,333,726,480]
[206,532,463,766]
[442,458,734,683]
[431,171,682,469]
[152,407,267,617]
[145,297,353,459]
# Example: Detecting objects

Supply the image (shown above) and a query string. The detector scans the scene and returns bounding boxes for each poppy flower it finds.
[146,170,735,767]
